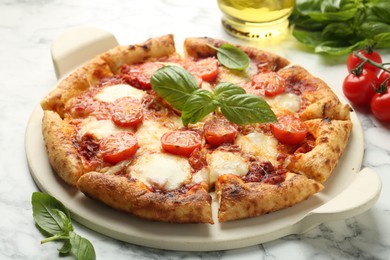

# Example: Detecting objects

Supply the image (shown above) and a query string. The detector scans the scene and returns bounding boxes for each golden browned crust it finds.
[288,119,353,183]
[277,65,351,120]
[41,56,113,117]
[216,173,324,222]
[101,34,176,73]
[77,172,214,224]
[42,110,84,186]
[41,34,176,117]
[183,37,290,71]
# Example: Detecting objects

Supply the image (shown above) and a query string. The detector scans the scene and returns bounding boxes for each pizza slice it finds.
[216,173,323,222]
[286,118,353,183]
[77,157,214,224]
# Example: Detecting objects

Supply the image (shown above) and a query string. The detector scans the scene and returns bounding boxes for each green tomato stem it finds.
[354,52,390,74]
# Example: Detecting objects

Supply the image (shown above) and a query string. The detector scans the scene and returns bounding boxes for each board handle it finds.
[298,167,381,233]
[51,27,118,79]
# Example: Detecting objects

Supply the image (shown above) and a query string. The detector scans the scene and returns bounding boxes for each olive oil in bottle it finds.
[218,0,296,39]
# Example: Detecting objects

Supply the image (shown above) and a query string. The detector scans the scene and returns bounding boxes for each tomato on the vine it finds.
[342,69,379,106]
[378,70,390,86]
[371,87,390,123]
[347,50,382,75]
[371,69,390,123]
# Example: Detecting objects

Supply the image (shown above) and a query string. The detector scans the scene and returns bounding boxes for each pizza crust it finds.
[42,110,84,186]
[100,34,176,73]
[77,172,214,224]
[184,37,290,71]
[216,173,324,222]
[41,57,114,117]
[277,65,351,120]
[288,119,353,183]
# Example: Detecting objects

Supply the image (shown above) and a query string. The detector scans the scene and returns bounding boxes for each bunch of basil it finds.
[290,0,390,55]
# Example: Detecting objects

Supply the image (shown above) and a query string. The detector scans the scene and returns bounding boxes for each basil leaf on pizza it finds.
[151,65,199,110]
[181,89,218,126]
[213,82,246,99]
[152,66,276,126]
[207,43,250,70]
[220,94,277,125]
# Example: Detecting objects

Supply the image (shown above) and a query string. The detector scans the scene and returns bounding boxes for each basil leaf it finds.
[371,2,390,24]
[214,82,246,100]
[295,0,322,14]
[292,29,323,47]
[374,32,390,48]
[181,89,218,126]
[308,8,357,22]
[207,44,249,70]
[321,22,355,41]
[151,65,199,110]
[58,240,72,255]
[360,21,390,39]
[314,40,365,55]
[53,209,73,233]
[69,231,96,260]
[32,192,71,236]
[220,94,277,125]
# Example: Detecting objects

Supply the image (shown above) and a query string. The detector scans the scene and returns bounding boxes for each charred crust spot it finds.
[141,43,151,51]
[319,136,329,143]
[128,45,136,50]
[225,185,244,200]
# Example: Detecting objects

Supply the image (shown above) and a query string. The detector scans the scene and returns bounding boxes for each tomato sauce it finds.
[242,160,286,185]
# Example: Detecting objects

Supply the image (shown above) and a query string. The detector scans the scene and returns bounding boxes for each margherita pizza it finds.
[41,35,352,224]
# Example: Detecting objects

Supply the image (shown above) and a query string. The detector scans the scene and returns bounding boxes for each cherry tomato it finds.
[251,72,286,97]
[347,50,382,75]
[110,96,143,127]
[99,132,139,164]
[186,57,219,82]
[342,69,379,106]
[378,70,390,86]
[121,62,164,89]
[204,117,238,146]
[271,114,308,145]
[161,130,202,157]
[371,87,390,123]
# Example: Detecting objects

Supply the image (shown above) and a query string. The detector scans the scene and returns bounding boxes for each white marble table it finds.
[1,0,390,259]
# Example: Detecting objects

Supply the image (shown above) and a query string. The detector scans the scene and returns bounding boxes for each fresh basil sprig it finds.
[32,192,96,260]
[289,0,390,55]
[151,66,276,126]
[207,43,250,70]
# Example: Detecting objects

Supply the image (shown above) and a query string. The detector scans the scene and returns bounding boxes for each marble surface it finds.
[1,0,390,259]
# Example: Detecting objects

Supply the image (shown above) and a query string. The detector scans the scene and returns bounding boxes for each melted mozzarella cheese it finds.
[131,153,191,191]
[192,168,209,184]
[218,62,257,85]
[265,93,301,113]
[77,118,126,140]
[236,131,279,165]
[135,120,168,154]
[95,84,145,103]
[207,150,249,185]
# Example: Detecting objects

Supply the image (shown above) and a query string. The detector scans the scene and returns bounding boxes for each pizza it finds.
[40,34,352,224]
